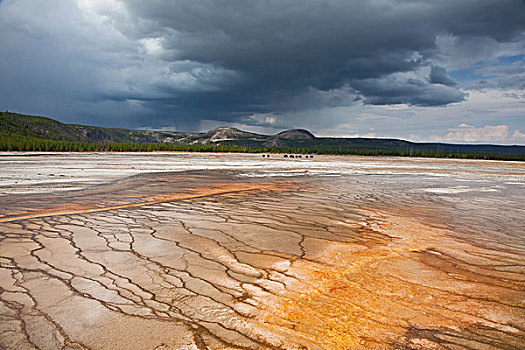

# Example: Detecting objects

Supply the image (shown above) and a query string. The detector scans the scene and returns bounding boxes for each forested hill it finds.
[0,112,198,144]
[1,111,524,160]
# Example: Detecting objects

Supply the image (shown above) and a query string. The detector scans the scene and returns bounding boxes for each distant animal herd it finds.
[261,154,314,158]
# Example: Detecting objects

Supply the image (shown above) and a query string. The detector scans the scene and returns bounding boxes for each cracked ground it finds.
[0,154,524,349]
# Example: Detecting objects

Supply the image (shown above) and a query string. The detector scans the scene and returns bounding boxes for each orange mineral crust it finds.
[259,210,525,349]
[0,154,524,349]
[0,182,286,223]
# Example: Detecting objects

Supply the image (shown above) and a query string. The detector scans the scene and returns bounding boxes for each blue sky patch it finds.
[449,55,524,83]
[498,54,524,65]
[449,67,485,82]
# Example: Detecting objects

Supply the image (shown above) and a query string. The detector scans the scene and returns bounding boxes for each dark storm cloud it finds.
[0,0,524,129]
[354,75,468,106]
[429,66,457,87]
[121,0,525,115]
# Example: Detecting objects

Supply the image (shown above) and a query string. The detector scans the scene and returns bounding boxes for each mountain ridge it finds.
[1,112,524,159]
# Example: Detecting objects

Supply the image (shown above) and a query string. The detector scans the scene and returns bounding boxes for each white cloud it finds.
[243,113,279,126]
[435,33,525,70]
[442,124,509,143]
[513,130,525,142]
[410,124,525,145]
[435,34,500,70]
[139,37,165,56]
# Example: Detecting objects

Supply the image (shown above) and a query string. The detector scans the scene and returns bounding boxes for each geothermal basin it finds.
[0,152,524,349]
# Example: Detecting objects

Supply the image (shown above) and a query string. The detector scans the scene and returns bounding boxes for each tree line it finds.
[1,134,523,161]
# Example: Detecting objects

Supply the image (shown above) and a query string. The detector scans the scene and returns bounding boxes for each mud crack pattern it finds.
[0,164,524,349]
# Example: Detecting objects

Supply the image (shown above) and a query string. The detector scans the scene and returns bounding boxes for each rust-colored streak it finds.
[0,183,282,223]
[1,159,523,349]
[259,209,525,348]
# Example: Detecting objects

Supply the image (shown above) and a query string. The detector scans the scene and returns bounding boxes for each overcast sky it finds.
[1,0,524,144]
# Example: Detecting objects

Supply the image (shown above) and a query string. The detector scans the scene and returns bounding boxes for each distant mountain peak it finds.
[203,126,265,143]
[3,112,523,160]
[274,129,316,140]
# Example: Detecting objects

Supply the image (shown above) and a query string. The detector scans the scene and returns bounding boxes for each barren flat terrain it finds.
[0,153,524,349]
